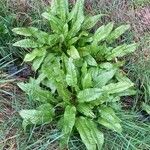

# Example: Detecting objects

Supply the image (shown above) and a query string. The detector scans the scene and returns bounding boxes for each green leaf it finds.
[89,94,112,107]
[56,83,72,104]
[81,62,88,77]
[82,14,104,30]
[26,48,46,71]
[66,58,77,87]
[93,69,116,88]
[82,72,92,89]
[67,37,79,46]
[18,79,55,103]
[42,59,72,104]
[50,0,58,15]
[67,46,80,59]
[84,55,97,66]
[42,56,64,84]
[78,47,90,57]
[75,117,104,150]
[43,80,56,94]
[77,104,96,118]
[24,48,46,62]
[13,39,41,48]
[42,12,64,33]
[68,0,84,24]
[98,118,122,133]
[106,43,137,60]
[103,95,120,103]
[87,44,104,56]
[77,88,102,102]
[89,67,100,79]
[115,71,133,83]
[75,117,96,150]
[142,103,150,114]
[56,0,69,22]
[67,18,84,39]
[116,88,136,97]
[32,56,45,71]
[78,31,89,38]
[60,105,76,148]
[93,22,114,43]
[101,81,134,94]
[99,62,114,70]
[42,12,60,23]
[98,106,122,133]
[115,72,136,96]
[100,106,121,123]
[87,119,104,150]
[19,103,54,130]
[67,0,85,38]
[36,33,59,46]
[12,27,38,36]
[63,23,69,38]
[107,25,130,43]
[36,73,47,84]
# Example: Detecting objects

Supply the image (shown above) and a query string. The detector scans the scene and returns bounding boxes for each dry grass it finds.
[136,6,150,28]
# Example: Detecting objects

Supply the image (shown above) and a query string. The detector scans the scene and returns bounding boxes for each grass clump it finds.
[0,0,25,60]
[103,110,150,150]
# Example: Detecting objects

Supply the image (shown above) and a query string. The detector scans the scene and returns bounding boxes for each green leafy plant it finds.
[13,0,137,149]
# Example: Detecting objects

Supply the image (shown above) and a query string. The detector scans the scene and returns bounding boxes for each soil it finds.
[6,63,32,79]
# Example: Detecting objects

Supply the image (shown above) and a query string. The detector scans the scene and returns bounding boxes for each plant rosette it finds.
[13,0,137,149]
